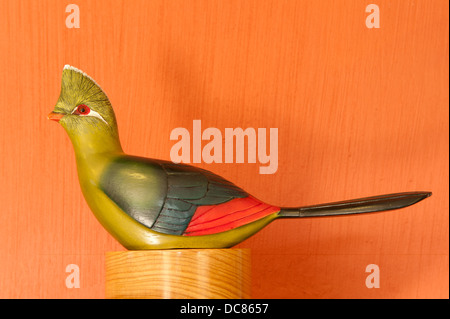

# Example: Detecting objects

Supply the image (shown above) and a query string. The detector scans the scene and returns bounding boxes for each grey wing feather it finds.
[152,161,248,234]
[100,157,248,236]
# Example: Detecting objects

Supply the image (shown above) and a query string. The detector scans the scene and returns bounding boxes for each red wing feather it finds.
[183,196,280,236]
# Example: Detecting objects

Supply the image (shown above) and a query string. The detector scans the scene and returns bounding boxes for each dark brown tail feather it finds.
[278,192,432,218]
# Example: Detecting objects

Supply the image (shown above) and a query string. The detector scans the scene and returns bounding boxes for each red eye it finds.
[75,104,90,115]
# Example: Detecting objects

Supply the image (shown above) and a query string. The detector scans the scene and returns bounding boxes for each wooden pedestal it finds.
[105,249,251,299]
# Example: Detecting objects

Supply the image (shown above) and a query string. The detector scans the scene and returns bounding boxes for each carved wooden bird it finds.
[48,65,431,249]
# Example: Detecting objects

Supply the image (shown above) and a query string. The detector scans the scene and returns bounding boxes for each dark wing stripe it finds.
[163,198,193,210]
[152,224,186,234]
[206,187,246,197]
[159,207,194,219]
[149,161,248,235]
[152,202,197,235]
[156,214,192,224]
[187,195,237,205]
[167,186,208,200]
[168,174,205,186]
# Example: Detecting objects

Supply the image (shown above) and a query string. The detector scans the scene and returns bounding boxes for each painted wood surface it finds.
[0,0,448,298]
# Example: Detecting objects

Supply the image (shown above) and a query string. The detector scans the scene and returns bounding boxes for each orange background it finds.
[0,0,448,298]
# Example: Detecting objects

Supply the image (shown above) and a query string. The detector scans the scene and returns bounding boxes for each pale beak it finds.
[48,112,65,122]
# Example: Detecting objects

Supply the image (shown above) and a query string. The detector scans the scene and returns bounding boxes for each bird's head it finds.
[49,65,123,155]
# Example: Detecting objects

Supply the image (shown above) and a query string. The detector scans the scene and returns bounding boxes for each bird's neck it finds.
[68,129,123,156]
[66,129,124,180]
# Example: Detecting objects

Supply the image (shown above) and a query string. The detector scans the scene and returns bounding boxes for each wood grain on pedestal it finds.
[105,249,251,299]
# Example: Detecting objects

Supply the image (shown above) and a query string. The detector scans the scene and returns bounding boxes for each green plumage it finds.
[49,65,431,250]
[99,156,247,235]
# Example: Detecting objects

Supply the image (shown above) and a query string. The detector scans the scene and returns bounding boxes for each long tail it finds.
[278,191,431,218]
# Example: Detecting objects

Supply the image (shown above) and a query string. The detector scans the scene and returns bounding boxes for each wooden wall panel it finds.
[0,0,447,298]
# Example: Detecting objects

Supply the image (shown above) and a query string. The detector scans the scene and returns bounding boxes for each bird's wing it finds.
[154,161,250,235]
[99,156,252,235]
[99,156,168,230]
